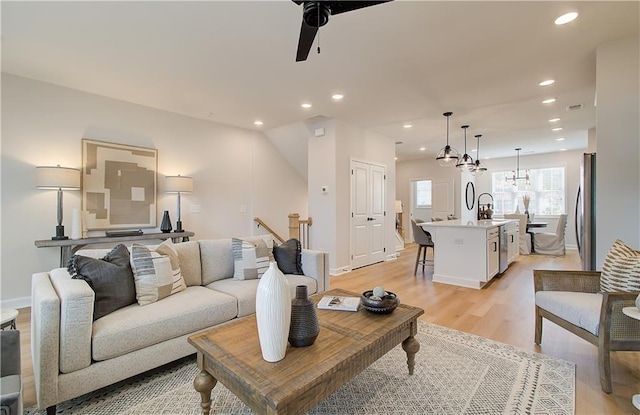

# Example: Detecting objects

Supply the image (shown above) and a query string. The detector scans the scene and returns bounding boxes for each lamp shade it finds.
[395,200,403,213]
[165,175,193,193]
[36,166,80,190]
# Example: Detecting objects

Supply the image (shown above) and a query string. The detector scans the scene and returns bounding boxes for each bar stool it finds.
[411,219,434,275]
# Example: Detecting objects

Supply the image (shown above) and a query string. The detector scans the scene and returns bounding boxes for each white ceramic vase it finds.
[255,262,291,362]
[635,293,640,311]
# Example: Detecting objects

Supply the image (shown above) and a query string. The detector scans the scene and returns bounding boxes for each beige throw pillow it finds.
[130,240,186,305]
[600,239,640,292]
[232,237,273,280]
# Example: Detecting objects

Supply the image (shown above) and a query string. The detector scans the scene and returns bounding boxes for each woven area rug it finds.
[25,322,575,415]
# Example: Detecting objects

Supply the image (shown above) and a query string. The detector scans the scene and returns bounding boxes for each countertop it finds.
[419,219,518,229]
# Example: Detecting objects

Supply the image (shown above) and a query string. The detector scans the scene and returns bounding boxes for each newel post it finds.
[288,213,300,240]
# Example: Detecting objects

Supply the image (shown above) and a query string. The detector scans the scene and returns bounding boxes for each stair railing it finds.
[254,213,313,249]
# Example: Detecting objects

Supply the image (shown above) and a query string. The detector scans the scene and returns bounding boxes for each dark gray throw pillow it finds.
[68,244,136,321]
[273,238,304,275]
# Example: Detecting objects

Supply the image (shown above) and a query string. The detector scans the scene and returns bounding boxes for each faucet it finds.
[477,193,494,220]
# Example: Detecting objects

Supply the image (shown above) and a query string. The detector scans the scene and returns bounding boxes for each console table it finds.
[35,231,195,267]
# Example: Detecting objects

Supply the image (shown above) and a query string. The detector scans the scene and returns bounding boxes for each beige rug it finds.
[25,322,575,414]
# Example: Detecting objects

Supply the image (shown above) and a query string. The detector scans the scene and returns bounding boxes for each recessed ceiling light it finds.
[419,147,426,151]
[331,94,344,101]
[254,120,264,126]
[539,79,555,87]
[556,137,566,141]
[549,118,561,123]
[403,124,412,129]
[542,98,556,104]
[559,148,568,151]
[552,127,563,132]
[471,149,477,152]
[394,156,398,160]
[555,12,578,25]
[301,103,312,109]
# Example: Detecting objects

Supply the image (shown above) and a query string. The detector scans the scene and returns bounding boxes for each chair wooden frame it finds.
[534,270,640,393]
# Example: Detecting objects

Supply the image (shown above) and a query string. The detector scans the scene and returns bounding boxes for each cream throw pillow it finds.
[130,240,187,305]
[600,239,640,292]
[232,237,273,280]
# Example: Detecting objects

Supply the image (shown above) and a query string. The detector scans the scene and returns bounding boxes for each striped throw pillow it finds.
[600,239,640,292]
[232,237,273,280]
[130,240,186,305]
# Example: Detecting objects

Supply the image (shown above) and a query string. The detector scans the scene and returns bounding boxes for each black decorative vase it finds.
[288,285,319,347]
[160,210,172,233]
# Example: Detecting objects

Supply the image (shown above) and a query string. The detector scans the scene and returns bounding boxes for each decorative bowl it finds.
[360,290,400,314]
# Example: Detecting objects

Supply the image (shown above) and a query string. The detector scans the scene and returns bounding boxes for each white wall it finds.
[595,35,640,267]
[397,150,584,248]
[1,74,308,306]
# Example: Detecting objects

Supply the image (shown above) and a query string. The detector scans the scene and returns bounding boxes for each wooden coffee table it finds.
[188,288,424,415]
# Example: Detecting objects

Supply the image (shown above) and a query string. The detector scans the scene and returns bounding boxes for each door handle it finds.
[367,217,375,221]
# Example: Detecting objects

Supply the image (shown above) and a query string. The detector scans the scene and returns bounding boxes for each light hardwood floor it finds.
[16,245,640,414]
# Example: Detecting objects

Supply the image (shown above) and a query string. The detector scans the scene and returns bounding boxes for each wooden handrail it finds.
[253,217,286,245]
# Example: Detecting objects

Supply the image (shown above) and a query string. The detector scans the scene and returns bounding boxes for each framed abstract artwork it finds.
[81,139,157,230]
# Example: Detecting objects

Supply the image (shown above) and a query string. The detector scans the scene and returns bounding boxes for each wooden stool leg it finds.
[421,245,427,272]
[414,246,421,275]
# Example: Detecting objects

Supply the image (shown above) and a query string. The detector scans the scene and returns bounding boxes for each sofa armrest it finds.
[301,249,330,293]
[31,272,61,409]
[533,269,601,293]
[600,291,640,343]
[49,268,94,374]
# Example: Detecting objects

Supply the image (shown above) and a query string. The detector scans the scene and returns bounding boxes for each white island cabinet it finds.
[420,219,519,289]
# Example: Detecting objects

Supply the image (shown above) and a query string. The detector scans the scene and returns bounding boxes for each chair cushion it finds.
[535,291,602,335]
[601,239,640,292]
[68,244,137,320]
[92,286,237,361]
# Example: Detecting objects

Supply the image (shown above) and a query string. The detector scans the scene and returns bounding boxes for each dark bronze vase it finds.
[160,210,172,233]
[288,285,319,347]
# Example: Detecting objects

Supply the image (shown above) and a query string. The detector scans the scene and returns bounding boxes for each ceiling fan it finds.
[293,1,392,62]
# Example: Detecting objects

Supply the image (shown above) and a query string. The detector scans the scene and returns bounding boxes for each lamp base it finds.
[52,225,68,240]
[175,221,183,233]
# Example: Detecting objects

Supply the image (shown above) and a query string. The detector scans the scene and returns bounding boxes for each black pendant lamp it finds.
[506,147,530,186]
[436,112,460,167]
[456,125,475,171]
[471,134,487,176]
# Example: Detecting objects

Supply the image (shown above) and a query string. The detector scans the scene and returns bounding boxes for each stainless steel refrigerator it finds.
[575,153,596,270]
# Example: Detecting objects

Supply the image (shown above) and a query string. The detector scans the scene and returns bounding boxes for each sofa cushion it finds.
[208,274,317,318]
[232,238,273,280]
[273,238,304,275]
[172,241,202,286]
[92,286,238,361]
[601,239,640,292]
[130,242,186,306]
[68,244,136,321]
[535,291,602,335]
[199,239,234,284]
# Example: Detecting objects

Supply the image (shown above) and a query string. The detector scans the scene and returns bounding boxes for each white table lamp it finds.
[36,165,81,240]
[165,175,193,232]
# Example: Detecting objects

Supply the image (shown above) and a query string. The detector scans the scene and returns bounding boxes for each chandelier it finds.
[456,125,475,171]
[471,134,487,176]
[507,147,530,186]
[435,112,460,167]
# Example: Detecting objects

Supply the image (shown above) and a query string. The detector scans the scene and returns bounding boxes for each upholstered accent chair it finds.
[1,330,22,415]
[533,214,567,255]
[534,270,640,393]
[504,214,531,254]
[411,219,434,275]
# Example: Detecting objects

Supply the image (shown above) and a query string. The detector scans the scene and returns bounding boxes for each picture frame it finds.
[81,139,158,230]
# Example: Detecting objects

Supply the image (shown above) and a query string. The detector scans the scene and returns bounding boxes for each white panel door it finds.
[351,161,386,269]
[432,179,454,219]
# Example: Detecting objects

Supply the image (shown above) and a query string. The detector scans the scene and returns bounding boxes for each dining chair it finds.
[504,214,530,254]
[533,214,567,255]
[411,219,434,275]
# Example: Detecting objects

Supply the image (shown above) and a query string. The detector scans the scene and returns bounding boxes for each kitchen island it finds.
[420,219,519,289]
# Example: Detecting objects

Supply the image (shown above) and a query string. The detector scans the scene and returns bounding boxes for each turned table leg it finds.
[402,335,420,375]
[193,370,217,415]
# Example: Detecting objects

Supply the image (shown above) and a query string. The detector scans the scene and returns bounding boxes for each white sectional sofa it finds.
[30,236,329,413]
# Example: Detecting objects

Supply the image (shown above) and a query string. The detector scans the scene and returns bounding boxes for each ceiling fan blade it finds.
[296,19,318,62]
[329,1,392,15]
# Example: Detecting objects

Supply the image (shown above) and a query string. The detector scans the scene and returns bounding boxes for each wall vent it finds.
[566,103,583,111]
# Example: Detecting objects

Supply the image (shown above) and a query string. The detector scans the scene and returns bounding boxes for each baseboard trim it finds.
[2,295,30,310]
[330,266,352,276]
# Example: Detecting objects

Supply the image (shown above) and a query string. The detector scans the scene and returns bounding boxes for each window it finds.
[491,167,565,216]
[414,180,432,208]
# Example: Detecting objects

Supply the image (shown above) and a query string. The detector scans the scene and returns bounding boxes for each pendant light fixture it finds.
[471,134,487,176]
[436,112,460,167]
[456,125,475,171]
[507,147,530,186]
